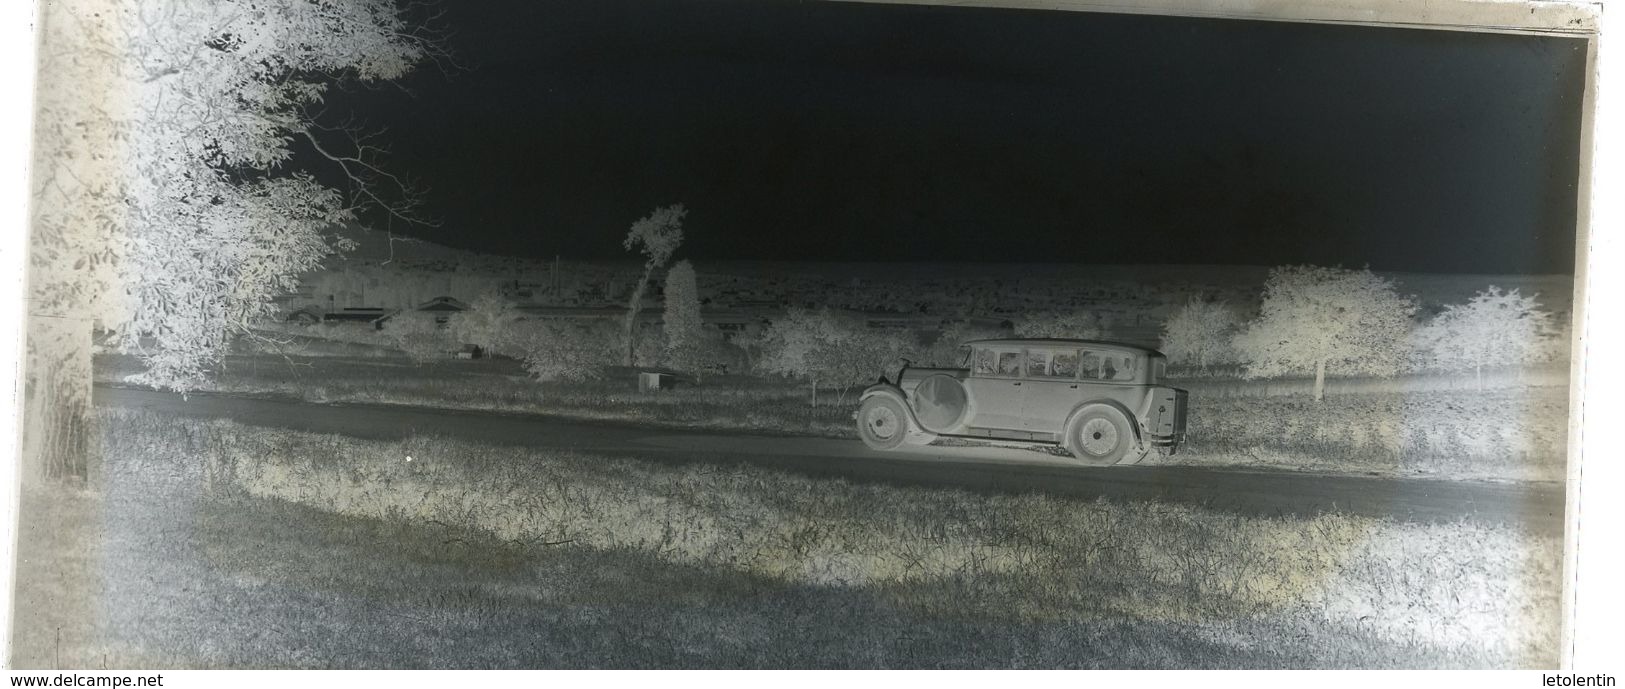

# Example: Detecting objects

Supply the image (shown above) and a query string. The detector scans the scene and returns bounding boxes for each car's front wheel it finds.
[857,396,911,451]
[1064,406,1147,466]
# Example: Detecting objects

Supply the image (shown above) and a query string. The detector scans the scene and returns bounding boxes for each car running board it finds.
[948,427,1062,444]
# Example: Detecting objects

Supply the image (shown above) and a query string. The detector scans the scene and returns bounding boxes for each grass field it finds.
[8,410,1560,668]
[1158,389,1570,482]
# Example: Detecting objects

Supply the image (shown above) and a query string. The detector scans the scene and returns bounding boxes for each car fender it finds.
[1063,399,1144,443]
[858,383,913,416]
[856,383,928,433]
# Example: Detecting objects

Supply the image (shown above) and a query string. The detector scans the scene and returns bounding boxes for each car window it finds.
[973,348,996,375]
[1024,350,1048,378]
[1106,355,1139,381]
[1080,352,1101,379]
[1052,350,1079,378]
[1028,349,1077,379]
[997,351,1022,376]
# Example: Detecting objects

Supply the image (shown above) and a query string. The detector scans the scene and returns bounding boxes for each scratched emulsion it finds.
[11,0,1587,671]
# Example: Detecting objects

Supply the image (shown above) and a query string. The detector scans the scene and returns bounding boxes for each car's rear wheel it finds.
[857,396,910,451]
[1064,406,1146,466]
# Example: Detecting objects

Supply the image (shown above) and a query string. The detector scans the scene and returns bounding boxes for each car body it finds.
[855,338,1188,465]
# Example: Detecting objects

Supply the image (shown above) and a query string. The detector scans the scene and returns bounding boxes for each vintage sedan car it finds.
[855,338,1188,465]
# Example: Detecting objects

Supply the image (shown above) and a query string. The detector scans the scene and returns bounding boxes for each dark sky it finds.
[320,0,1589,274]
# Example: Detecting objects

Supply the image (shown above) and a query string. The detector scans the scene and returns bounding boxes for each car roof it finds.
[961,338,1165,357]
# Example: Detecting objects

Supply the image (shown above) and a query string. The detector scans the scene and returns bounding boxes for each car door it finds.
[1021,347,1082,436]
[962,346,1025,430]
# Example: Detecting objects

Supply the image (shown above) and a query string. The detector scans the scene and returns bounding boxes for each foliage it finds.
[514,319,619,382]
[1232,266,1417,400]
[623,205,688,270]
[726,329,766,371]
[1410,288,1556,382]
[1161,298,1243,372]
[29,0,436,391]
[449,291,521,357]
[924,320,1009,367]
[757,308,918,403]
[380,316,454,364]
[1013,310,1110,340]
[661,260,705,373]
[621,204,688,365]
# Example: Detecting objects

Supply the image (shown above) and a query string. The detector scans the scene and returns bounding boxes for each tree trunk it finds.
[1313,360,1326,402]
[622,264,655,366]
[23,315,96,484]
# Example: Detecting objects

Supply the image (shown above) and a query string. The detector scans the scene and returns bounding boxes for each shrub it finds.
[758,308,920,404]
[449,291,521,358]
[1161,298,1242,373]
[512,318,619,382]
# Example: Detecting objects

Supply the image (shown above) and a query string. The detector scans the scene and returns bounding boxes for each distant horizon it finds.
[333,224,1581,278]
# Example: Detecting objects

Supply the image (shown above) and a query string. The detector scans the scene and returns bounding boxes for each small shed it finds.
[637,371,680,392]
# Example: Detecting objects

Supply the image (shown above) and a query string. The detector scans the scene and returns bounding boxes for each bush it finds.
[1161,298,1242,373]
[449,291,521,358]
[757,308,921,404]
[512,319,619,382]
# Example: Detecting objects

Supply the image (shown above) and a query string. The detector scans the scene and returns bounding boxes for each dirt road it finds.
[95,385,1566,532]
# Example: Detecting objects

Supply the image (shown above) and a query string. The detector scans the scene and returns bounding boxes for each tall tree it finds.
[661,260,704,373]
[27,0,436,479]
[1231,266,1417,401]
[1411,287,1555,388]
[621,204,686,366]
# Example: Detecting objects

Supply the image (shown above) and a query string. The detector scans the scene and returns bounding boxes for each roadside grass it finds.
[47,409,1562,667]
[1166,363,1570,397]
[95,353,1571,482]
[1156,389,1570,482]
[22,479,1515,669]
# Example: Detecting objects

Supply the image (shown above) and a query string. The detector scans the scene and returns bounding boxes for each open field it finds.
[95,351,1570,482]
[8,409,1560,668]
[96,353,858,437]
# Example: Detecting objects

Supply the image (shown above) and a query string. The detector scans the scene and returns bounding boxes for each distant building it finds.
[365,296,471,330]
